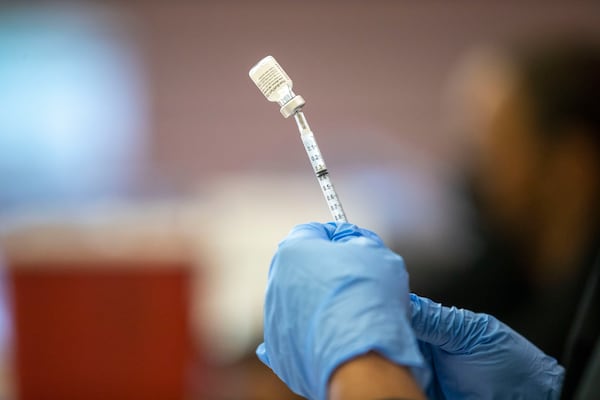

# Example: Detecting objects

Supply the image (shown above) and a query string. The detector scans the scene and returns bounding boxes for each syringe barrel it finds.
[295,112,348,223]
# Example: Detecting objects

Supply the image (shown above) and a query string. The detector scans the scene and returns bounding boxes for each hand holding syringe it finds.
[249,56,348,222]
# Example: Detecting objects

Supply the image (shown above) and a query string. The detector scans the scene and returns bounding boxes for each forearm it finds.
[328,352,426,400]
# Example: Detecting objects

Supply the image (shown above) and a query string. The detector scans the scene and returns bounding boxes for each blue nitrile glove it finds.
[410,294,565,400]
[256,222,429,400]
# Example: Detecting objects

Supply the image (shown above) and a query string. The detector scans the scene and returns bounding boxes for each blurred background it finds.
[1,1,600,399]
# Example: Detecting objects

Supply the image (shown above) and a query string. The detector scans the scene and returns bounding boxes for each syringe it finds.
[249,55,348,223]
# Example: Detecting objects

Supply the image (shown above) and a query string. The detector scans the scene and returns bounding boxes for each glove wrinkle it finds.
[410,293,565,400]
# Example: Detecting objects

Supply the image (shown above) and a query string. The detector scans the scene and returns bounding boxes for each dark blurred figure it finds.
[429,38,600,363]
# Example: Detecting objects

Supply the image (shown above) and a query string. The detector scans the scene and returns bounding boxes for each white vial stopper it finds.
[249,55,306,118]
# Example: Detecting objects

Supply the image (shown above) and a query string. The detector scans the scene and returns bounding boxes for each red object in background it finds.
[10,265,195,400]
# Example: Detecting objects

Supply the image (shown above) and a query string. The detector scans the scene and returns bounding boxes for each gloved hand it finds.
[256,222,429,400]
[410,294,565,400]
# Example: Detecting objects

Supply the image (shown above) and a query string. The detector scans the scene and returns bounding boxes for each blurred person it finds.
[255,39,600,399]
[426,39,600,362]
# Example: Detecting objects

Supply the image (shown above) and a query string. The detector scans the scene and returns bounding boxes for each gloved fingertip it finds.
[323,221,342,238]
[284,222,331,243]
[320,221,367,241]
[330,222,385,245]
[410,293,438,310]
[256,343,271,367]
[356,227,385,246]
[409,294,441,343]
[282,222,385,246]
[409,293,421,319]
[330,222,361,242]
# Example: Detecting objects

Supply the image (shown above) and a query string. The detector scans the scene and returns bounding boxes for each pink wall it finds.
[131,1,600,190]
